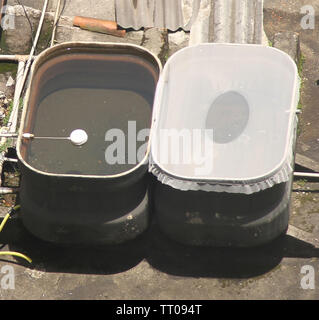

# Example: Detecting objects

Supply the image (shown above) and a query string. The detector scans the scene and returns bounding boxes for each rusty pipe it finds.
[73,16,126,38]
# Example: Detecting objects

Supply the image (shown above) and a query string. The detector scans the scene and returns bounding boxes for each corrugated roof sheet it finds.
[115,0,201,31]
[209,0,263,44]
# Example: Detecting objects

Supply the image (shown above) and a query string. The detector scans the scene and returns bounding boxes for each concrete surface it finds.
[61,0,115,21]
[7,0,58,12]
[55,24,144,46]
[142,28,167,61]
[168,30,190,56]
[264,0,319,167]
[0,0,318,301]
[273,31,301,64]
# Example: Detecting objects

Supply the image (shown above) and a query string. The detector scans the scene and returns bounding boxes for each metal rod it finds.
[21,133,70,140]
[0,57,27,161]
[0,187,19,194]
[294,172,319,179]
[31,136,70,140]
[3,157,18,163]
[0,133,18,138]
[0,0,48,152]
[12,0,49,129]
[0,55,26,61]
[0,133,71,141]
[7,60,25,133]
[0,133,70,140]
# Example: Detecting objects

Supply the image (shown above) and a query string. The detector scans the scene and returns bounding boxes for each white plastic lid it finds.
[150,43,299,190]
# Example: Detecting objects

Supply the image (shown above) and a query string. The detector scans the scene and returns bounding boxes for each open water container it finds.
[150,43,300,247]
[17,42,161,244]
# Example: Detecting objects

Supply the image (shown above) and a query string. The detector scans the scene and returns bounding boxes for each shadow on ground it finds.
[146,223,319,279]
[1,219,319,279]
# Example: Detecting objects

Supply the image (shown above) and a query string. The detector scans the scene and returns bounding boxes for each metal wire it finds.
[47,0,66,48]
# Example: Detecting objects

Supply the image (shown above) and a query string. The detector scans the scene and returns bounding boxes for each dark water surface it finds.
[25,53,156,175]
